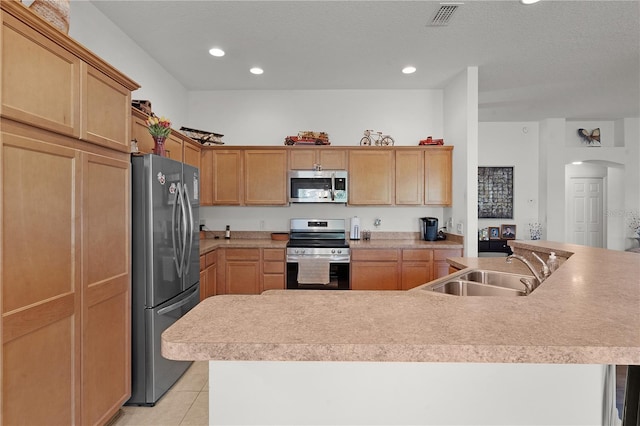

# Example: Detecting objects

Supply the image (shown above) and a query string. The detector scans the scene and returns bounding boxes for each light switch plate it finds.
[456,222,463,234]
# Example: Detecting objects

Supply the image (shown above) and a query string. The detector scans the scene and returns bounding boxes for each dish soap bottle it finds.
[547,252,559,272]
[225,225,231,240]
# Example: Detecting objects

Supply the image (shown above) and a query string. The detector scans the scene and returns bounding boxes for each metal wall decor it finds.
[478,166,514,219]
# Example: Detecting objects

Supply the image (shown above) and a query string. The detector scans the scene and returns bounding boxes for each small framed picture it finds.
[488,226,500,240]
[501,224,516,240]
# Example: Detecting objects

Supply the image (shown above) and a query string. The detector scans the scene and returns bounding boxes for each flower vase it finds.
[153,136,167,157]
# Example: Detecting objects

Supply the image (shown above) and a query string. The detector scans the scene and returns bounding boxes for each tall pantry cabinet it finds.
[0,2,139,425]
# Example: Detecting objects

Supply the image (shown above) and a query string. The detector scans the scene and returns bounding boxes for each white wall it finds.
[478,122,540,240]
[69,1,189,127]
[189,89,453,234]
[444,67,478,256]
[187,89,443,147]
[511,117,638,250]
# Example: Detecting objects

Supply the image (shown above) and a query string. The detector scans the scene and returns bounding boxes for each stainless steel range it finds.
[286,218,350,290]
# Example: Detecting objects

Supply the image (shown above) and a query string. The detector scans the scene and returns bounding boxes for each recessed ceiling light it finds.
[572,161,583,165]
[521,0,541,4]
[208,48,225,57]
[402,66,416,74]
[250,67,264,75]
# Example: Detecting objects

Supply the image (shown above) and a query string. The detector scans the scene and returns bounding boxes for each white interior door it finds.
[569,177,604,247]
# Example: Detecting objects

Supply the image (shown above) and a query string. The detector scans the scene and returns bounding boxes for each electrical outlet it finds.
[456,222,463,234]
[259,220,265,230]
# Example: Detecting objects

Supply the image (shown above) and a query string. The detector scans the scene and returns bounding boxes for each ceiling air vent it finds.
[428,3,461,26]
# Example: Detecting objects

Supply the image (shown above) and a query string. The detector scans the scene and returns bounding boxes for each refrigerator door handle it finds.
[171,183,188,278]
[171,182,183,278]
[177,183,188,277]
[156,285,199,316]
[183,184,195,276]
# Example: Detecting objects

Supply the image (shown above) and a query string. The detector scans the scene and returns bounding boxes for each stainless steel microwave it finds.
[288,170,348,203]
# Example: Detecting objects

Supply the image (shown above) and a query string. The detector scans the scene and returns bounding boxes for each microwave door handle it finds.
[331,172,335,201]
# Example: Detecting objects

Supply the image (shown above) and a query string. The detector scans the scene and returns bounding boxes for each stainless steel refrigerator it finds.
[128,154,200,406]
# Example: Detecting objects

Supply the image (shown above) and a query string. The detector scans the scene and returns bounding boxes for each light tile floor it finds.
[112,361,208,426]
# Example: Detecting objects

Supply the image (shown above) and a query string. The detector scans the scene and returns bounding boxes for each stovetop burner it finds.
[287,218,350,260]
[288,218,348,247]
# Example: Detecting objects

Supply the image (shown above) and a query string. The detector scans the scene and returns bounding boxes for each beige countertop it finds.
[167,240,640,365]
[199,232,464,255]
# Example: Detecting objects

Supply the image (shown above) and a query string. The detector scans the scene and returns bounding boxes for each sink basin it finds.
[424,280,526,297]
[456,269,535,291]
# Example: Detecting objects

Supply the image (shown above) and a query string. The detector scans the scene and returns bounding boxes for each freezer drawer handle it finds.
[156,285,199,316]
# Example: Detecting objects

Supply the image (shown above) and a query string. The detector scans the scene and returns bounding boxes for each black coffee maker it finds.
[420,217,438,241]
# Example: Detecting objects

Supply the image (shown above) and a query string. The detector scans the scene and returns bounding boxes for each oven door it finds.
[286,261,350,290]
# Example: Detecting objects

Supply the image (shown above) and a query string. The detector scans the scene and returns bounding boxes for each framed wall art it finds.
[501,224,516,239]
[478,166,514,219]
[488,226,501,240]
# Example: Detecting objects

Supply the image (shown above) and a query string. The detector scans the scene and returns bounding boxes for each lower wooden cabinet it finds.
[262,248,285,291]
[224,249,261,294]
[200,250,217,300]
[351,249,400,290]
[82,153,131,425]
[352,247,462,291]
[214,248,285,295]
[1,123,131,425]
[434,249,463,279]
[2,130,81,425]
[400,249,433,290]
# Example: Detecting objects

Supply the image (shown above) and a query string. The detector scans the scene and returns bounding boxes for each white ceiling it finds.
[89,0,640,122]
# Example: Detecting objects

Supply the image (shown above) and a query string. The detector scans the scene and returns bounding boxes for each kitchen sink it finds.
[419,268,536,296]
[424,280,527,297]
[456,269,535,291]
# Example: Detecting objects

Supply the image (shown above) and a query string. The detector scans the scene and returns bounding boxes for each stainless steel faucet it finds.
[506,252,549,293]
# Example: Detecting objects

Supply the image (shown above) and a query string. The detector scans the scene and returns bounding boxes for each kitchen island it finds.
[162,241,639,425]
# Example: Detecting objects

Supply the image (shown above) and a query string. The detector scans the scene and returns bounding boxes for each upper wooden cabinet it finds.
[1,10,80,137]
[201,148,286,206]
[131,110,155,154]
[244,149,288,205]
[183,140,201,169]
[201,146,452,206]
[131,108,202,167]
[289,147,347,170]
[395,147,452,206]
[1,9,136,152]
[348,149,394,205]
[395,149,424,205]
[203,149,243,205]
[425,146,452,206]
[165,132,184,163]
[83,64,132,151]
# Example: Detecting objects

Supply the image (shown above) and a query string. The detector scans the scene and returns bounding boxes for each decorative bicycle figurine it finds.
[360,130,394,146]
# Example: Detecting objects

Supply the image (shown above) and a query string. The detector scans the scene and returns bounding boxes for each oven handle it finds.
[286,257,351,264]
